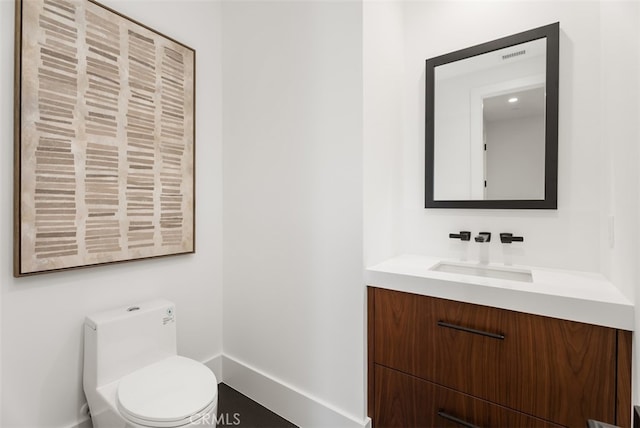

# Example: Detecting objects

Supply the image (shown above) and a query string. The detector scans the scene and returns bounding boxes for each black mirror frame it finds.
[425,22,559,209]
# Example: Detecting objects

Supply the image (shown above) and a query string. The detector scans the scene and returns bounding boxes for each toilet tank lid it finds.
[85,299,174,330]
[117,356,218,423]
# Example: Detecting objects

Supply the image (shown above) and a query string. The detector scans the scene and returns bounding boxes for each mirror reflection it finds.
[483,87,545,200]
[433,38,546,201]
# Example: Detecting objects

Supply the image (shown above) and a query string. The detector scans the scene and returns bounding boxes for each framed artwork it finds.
[14,0,196,276]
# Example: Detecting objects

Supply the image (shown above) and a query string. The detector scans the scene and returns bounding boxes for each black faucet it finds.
[449,231,471,241]
[474,232,491,243]
[500,233,524,243]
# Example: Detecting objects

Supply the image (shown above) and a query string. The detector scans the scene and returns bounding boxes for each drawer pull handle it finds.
[437,410,480,428]
[437,321,505,340]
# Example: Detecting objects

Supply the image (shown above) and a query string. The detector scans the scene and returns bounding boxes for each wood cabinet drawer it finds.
[373,288,617,427]
[374,364,563,428]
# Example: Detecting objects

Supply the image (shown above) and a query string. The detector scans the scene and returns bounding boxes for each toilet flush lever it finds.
[500,233,524,243]
[474,232,491,243]
[449,231,471,241]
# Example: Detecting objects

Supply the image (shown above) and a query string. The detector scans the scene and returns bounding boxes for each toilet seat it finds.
[117,356,218,428]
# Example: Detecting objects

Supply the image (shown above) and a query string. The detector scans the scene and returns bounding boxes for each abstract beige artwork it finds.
[14,0,195,276]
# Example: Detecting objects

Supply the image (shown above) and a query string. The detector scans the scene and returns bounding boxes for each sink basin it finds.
[430,262,533,282]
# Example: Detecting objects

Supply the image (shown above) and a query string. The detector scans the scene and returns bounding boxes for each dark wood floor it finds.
[217,383,298,428]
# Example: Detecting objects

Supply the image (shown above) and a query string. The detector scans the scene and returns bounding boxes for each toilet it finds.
[83,299,218,428]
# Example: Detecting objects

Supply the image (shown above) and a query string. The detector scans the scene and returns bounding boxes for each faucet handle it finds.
[474,232,491,243]
[449,231,471,241]
[500,233,524,243]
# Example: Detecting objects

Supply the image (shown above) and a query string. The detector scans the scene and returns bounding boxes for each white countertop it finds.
[365,254,634,330]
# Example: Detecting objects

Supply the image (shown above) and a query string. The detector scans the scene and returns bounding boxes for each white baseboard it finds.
[222,354,371,428]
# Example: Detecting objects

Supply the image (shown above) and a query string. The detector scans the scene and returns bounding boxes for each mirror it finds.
[425,23,559,209]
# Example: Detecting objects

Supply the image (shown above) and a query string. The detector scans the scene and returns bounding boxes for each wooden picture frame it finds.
[14,0,196,276]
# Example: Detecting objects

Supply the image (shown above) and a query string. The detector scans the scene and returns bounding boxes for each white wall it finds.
[222,1,365,425]
[363,0,404,266]
[599,0,640,317]
[0,1,223,427]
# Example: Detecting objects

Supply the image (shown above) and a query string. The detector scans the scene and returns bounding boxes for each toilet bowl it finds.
[83,300,218,428]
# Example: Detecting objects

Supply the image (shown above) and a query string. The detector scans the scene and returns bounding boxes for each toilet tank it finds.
[84,299,177,389]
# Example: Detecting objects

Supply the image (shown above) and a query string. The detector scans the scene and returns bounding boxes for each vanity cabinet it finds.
[368,287,632,428]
